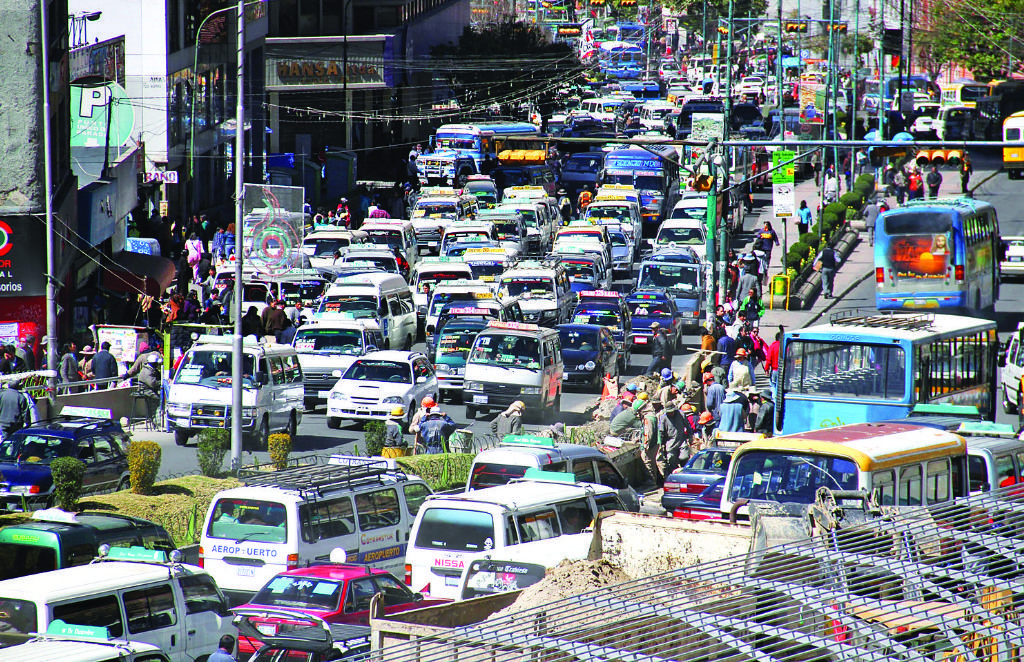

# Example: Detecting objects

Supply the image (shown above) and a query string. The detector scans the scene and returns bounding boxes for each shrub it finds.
[364,421,386,457]
[128,441,162,495]
[800,233,821,250]
[196,429,230,477]
[791,241,811,259]
[396,454,475,491]
[839,191,863,209]
[855,173,876,190]
[823,202,847,219]
[268,433,292,470]
[50,457,84,511]
[785,252,803,272]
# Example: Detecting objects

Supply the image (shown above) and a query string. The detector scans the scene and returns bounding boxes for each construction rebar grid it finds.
[368,486,1024,662]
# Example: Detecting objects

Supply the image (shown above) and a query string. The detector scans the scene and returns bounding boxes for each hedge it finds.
[268,433,292,470]
[197,429,230,477]
[791,241,811,260]
[823,202,847,219]
[364,422,386,457]
[799,233,821,250]
[785,252,803,272]
[839,191,863,209]
[51,457,85,511]
[396,454,475,491]
[128,441,162,495]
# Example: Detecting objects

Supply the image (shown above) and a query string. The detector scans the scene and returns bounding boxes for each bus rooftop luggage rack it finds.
[239,456,397,496]
[828,309,935,331]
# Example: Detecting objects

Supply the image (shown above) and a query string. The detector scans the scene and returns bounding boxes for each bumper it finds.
[1002,261,1024,277]
[563,370,602,387]
[437,373,465,391]
[327,402,396,421]
[630,333,654,351]
[167,414,256,432]
[521,309,559,326]
[464,389,545,411]
[876,292,964,310]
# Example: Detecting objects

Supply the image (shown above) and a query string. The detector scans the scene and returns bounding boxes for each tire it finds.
[116,476,130,492]
[287,411,298,438]
[174,430,190,447]
[465,405,477,420]
[253,417,269,451]
[405,335,414,351]
[327,416,341,430]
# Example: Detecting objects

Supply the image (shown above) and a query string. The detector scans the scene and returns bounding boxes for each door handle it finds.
[171,634,176,646]
[188,629,197,635]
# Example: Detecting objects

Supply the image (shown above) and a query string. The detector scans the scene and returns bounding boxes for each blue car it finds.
[0,413,131,510]
[571,291,632,370]
[624,290,681,353]
[661,447,735,512]
[636,248,704,332]
[557,324,620,391]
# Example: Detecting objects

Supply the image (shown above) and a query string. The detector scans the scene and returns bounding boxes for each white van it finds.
[462,321,563,420]
[412,257,475,323]
[200,456,432,606]
[315,272,417,351]
[639,101,677,131]
[301,229,369,271]
[291,320,385,409]
[165,336,304,449]
[0,631,169,662]
[406,474,624,600]
[424,279,496,334]
[0,547,233,662]
[652,216,707,261]
[497,259,573,325]
[360,220,420,271]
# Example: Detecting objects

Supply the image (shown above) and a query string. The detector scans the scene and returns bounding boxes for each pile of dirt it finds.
[489,559,633,617]
[592,375,662,421]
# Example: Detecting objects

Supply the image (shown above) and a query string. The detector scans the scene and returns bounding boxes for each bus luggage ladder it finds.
[828,308,935,331]
[239,455,399,500]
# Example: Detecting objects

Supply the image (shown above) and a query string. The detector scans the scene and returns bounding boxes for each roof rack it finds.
[827,308,935,331]
[900,196,987,210]
[238,455,403,498]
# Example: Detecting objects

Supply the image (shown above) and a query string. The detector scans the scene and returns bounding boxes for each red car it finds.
[234,564,449,655]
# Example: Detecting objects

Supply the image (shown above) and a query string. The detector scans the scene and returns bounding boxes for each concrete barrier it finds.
[54,385,138,420]
[769,229,860,311]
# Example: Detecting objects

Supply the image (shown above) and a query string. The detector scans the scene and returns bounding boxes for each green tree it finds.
[925,0,1024,81]
[431,21,585,117]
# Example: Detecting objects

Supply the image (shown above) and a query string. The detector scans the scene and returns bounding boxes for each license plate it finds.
[256,623,277,636]
[428,242,438,247]
[445,575,460,587]
[318,391,331,399]
[237,567,256,577]
[1011,257,1023,263]
[453,368,464,375]
[635,336,648,344]
[473,394,489,404]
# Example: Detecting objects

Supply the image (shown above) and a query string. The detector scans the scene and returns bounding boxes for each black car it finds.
[557,323,619,391]
[0,414,132,509]
[661,447,736,512]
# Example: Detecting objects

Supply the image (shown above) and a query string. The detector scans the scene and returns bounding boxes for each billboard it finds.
[242,184,306,276]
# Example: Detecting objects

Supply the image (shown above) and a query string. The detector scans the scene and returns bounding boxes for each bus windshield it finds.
[318,295,380,319]
[500,277,554,298]
[783,340,906,400]
[469,333,541,370]
[293,328,364,354]
[436,133,479,151]
[639,264,699,291]
[729,451,860,504]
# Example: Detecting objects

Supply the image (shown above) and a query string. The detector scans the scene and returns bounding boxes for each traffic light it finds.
[784,21,809,32]
[620,0,636,6]
[915,150,963,167]
[717,25,729,35]
[692,174,714,192]
[826,22,848,32]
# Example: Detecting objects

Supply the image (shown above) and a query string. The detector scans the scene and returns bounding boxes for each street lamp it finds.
[342,0,354,150]
[68,11,102,49]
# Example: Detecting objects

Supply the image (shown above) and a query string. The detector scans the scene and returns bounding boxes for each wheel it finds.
[405,335,414,351]
[327,416,341,430]
[253,417,269,451]
[116,476,130,492]
[465,405,477,419]
[384,340,391,350]
[287,411,297,438]
[174,430,190,447]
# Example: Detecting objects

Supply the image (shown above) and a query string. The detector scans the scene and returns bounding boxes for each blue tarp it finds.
[781,57,802,68]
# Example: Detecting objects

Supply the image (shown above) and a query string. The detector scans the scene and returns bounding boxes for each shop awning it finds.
[103,251,176,297]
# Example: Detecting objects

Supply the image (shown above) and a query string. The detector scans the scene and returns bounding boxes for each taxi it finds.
[570,289,633,370]
[411,256,474,323]
[549,247,612,292]
[424,279,496,334]
[624,289,682,353]
[411,186,478,253]
[440,220,498,255]
[463,175,499,208]
[462,246,509,284]
[426,299,523,362]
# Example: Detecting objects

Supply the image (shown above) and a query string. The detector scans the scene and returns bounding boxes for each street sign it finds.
[70,82,135,148]
[773,183,795,217]
[144,171,178,184]
[772,150,796,185]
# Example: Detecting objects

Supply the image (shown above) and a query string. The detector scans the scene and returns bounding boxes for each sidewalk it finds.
[747,164,972,331]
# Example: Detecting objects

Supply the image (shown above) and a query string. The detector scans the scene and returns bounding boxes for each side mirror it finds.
[365,345,378,353]
[998,352,1007,368]
[413,592,424,602]
[980,482,991,492]
[331,369,343,378]
[256,371,269,386]
[416,376,427,384]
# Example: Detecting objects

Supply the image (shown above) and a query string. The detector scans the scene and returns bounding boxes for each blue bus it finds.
[420,122,540,185]
[875,197,999,312]
[598,41,644,80]
[599,144,679,226]
[776,312,998,435]
[611,21,645,44]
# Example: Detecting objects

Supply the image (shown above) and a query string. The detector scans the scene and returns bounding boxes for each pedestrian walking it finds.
[797,200,812,236]
[58,342,80,389]
[961,153,973,193]
[646,322,671,376]
[862,198,880,245]
[727,348,753,390]
[893,169,907,205]
[823,172,839,204]
[814,244,841,299]
[754,221,779,275]
[926,166,943,198]
[908,169,923,200]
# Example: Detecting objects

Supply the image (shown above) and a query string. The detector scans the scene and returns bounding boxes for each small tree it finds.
[50,457,85,511]
[364,422,386,457]
[196,429,230,477]
[128,441,162,495]
[268,433,292,470]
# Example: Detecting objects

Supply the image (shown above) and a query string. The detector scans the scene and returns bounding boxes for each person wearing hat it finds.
[546,421,565,442]
[91,341,119,390]
[703,372,726,425]
[382,407,409,458]
[491,400,525,438]
[417,406,457,454]
[640,398,663,485]
[0,381,28,440]
[77,345,96,383]
[696,410,716,444]
[719,389,747,433]
[753,388,775,436]
[610,397,646,439]
[609,387,636,420]
[647,322,672,377]
[656,374,680,408]
[126,342,163,395]
[728,347,753,390]
[657,400,694,478]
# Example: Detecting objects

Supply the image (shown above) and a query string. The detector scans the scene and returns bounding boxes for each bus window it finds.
[926,459,950,503]
[898,466,922,506]
[996,454,1018,487]
[729,451,858,504]
[783,341,905,401]
[873,470,895,505]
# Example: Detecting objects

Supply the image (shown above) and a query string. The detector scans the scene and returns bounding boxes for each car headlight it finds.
[465,381,482,391]
[242,407,258,418]
[585,360,596,371]
[434,364,450,373]
[522,387,541,395]
[329,391,347,401]
[382,396,405,404]
[167,403,189,417]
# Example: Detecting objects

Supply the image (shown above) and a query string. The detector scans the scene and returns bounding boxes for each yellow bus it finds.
[721,422,968,518]
[1002,111,1024,179]
[940,82,988,108]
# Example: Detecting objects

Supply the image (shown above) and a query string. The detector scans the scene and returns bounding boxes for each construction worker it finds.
[381,407,408,458]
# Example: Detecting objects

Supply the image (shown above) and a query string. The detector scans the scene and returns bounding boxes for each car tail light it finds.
[955,264,965,281]
[287,553,299,570]
[682,483,708,494]
[405,564,412,585]
[197,546,204,568]
[663,482,680,493]
[28,486,40,494]
[875,267,885,283]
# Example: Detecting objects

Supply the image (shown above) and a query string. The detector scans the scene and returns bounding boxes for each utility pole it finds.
[776,1,783,106]
[230,0,246,471]
[40,0,58,388]
[719,0,734,305]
